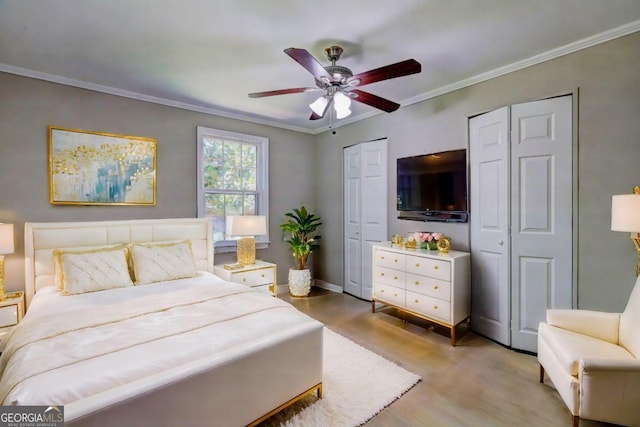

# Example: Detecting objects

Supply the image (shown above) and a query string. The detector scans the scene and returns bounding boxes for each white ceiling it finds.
[1,0,639,134]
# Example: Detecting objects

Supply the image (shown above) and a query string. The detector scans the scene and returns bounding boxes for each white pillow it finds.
[53,244,125,291]
[130,240,197,285]
[56,246,133,295]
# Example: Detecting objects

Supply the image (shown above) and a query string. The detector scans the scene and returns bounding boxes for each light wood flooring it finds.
[280,288,620,427]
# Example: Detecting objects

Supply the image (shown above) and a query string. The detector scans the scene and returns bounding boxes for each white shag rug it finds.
[263,328,421,427]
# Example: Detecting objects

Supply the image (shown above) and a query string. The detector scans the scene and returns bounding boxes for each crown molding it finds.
[1,19,638,136]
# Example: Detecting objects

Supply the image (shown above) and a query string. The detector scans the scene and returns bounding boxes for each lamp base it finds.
[632,235,640,277]
[237,237,256,265]
[0,256,6,302]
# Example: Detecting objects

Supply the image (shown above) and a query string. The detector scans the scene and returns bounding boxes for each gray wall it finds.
[1,32,638,312]
[0,73,316,289]
[315,32,640,312]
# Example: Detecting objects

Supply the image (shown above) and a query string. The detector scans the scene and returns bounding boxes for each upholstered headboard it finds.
[24,218,214,308]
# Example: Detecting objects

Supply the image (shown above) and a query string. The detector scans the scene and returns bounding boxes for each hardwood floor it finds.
[280,288,619,427]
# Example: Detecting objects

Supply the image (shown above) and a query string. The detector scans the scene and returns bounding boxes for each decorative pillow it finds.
[130,240,197,285]
[56,246,133,295]
[53,244,127,291]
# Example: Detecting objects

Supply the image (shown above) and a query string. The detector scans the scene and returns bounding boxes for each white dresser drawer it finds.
[406,290,451,323]
[374,250,406,271]
[374,266,406,288]
[0,305,18,329]
[406,273,451,301]
[406,255,451,281]
[373,282,406,307]
[231,268,274,287]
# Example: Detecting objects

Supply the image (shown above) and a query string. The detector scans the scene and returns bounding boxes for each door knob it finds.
[498,240,504,246]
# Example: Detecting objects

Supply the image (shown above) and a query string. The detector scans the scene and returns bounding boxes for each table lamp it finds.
[0,223,15,301]
[226,215,267,265]
[611,186,640,276]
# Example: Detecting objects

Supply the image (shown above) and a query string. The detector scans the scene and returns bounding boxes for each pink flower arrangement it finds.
[414,232,443,250]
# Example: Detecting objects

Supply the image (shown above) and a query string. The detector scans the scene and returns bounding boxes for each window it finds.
[197,127,269,251]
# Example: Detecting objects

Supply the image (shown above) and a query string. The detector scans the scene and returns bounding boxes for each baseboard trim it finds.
[276,280,343,295]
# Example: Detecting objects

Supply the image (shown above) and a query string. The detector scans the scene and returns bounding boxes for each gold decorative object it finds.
[611,186,640,276]
[0,224,15,302]
[391,234,404,247]
[237,237,257,265]
[49,126,157,205]
[437,237,452,253]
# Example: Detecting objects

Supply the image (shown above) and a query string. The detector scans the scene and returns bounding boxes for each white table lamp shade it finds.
[0,224,14,255]
[611,194,640,232]
[226,216,267,237]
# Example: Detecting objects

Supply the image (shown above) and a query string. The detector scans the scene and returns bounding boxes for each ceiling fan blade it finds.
[348,59,421,87]
[351,90,400,113]
[284,48,332,82]
[249,87,320,98]
[310,97,333,120]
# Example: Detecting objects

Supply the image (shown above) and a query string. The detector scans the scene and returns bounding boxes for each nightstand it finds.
[0,291,25,340]
[214,260,277,297]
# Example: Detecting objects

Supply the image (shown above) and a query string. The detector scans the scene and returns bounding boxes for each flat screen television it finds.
[397,149,468,222]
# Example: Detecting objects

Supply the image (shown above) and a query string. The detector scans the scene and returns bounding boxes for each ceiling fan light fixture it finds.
[333,91,352,119]
[309,96,329,116]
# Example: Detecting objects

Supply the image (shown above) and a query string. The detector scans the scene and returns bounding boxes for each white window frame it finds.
[196,126,269,252]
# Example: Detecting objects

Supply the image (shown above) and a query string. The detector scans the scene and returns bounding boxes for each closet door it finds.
[343,139,388,300]
[470,107,511,346]
[510,96,573,352]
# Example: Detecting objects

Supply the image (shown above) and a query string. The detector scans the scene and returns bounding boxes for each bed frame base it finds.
[248,382,323,427]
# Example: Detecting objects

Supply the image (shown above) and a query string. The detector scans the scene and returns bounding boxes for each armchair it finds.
[538,276,640,426]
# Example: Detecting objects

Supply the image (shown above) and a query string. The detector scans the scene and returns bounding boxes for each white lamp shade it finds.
[0,223,14,255]
[309,96,329,116]
[226,216,267,237]
[333,91,352,119]
[611,194,640,232]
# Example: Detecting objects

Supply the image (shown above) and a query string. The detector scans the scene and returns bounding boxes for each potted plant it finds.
[280,206,321,297]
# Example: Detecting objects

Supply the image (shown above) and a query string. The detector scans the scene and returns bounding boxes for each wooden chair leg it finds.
[539,364,545,383]
[572,415,579,427]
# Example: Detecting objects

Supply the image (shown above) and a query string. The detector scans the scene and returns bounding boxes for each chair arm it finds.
[578,358,640,426]
[546,309,620,344]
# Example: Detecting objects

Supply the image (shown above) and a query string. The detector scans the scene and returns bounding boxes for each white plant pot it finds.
[288,268,312,297]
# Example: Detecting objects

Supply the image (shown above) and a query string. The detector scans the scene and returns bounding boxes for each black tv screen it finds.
[397,149,468,222]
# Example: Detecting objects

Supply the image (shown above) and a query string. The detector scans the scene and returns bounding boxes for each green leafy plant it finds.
[280,206,322,270]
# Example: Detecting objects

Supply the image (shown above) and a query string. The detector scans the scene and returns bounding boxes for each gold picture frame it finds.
[49,126,156,205]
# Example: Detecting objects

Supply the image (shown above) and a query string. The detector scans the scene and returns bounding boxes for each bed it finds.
[1,218,323,426]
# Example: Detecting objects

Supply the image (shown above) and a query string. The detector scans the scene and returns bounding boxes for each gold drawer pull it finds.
[434,285,439,290]
[393,276,398,280]
[381,256,385,260]
[393,293,398,297]
[415,281,420,285]
[394,259,398,263]
[380,273,385,277]
[434,305,438,310]
[415,263,420,267]
[380,289,385,293]
[261,274,265,278]
[414,299,419,303]
[434,265,439,270]
[242,278,247,283]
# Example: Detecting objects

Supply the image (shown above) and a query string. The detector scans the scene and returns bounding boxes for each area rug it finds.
[262,328,421,427]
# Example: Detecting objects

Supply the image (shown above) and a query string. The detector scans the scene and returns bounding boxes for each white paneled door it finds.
[470,107,511,345]
[470,96,573,352]
[344,139,388,300]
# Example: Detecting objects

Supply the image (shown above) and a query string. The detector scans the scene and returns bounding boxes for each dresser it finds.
[213,260,277,296]
[371,243,470,345]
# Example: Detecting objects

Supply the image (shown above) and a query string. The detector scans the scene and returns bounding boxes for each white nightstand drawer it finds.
[406,273,451,301]
[375,266,406,288]
[0,305,18,328]
[373,282,405,307]
[406,255,451,281]
[374,250,406,271]
[233,268,274,287]
[406,291,451,323]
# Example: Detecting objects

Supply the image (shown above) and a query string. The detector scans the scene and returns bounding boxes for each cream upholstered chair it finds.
[538,276,640,426]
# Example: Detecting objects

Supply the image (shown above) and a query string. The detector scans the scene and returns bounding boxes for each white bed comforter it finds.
[0,272,317,406]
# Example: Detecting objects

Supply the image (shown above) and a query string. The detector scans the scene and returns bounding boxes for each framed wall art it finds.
[49,126,157,205]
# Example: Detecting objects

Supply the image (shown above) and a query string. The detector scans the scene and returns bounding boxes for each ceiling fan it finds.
[248,46,421,120]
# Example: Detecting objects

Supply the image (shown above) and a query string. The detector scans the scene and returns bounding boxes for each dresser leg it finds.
[371,300,376,313]
[450,325,456,346]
